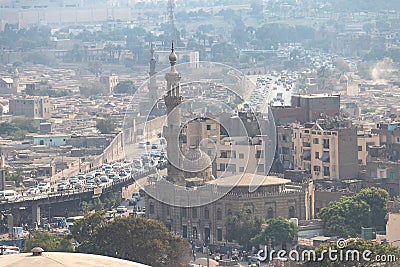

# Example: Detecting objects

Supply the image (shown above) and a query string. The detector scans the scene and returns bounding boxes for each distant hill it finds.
[324,0,400,12]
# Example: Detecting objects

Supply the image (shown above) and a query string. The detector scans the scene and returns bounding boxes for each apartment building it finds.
[293,118,358,180]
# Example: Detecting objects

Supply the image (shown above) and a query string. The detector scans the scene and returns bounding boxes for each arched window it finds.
[267,207,274,219]
[289,206,296,218]
[217,208,222,220]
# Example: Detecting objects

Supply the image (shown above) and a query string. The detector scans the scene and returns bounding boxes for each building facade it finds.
[293,118,358,180]
[9,97,52,118]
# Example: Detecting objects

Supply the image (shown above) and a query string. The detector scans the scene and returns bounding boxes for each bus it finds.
[66,216,84,228]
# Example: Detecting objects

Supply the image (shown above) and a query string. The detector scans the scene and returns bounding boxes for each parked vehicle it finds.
[116,206,128,213]
[37,182,50,192]
[66,216,84,228]
[0,190,20,202]
[132,192,141,201]
[25,187,40,195]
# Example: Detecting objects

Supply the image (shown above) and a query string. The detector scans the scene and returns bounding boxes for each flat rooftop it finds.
[0,252,151,267]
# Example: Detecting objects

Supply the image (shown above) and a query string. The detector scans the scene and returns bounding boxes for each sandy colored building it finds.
[293,118,358,180]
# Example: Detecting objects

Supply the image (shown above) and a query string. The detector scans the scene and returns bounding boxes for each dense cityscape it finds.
[0,0,399,266]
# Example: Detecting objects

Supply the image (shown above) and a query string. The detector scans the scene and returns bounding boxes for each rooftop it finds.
[0,252,151,267]
[207,173,291,187]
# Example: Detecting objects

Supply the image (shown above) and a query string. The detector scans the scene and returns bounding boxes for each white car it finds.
[25,187,41,195]
[116,206,128,213]
[37,182,50,192]
[85,182,96,189]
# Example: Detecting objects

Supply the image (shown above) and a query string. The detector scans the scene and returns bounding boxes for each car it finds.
[69,177,79,184]
[128,198,137,206]
[85,173,94,180]
[116,206,128,213]
[131,192,141,201]
[151,143,158,149]
[138,142,146,148]
[57,184,69,192]
[74,183,82,190]
[85,182,96,189]
[100,175,109,183]
[112,162,121,169]
[26,187,41,195]
[111,175,120,181]
[37,182,50,192]
[119,170,127,177]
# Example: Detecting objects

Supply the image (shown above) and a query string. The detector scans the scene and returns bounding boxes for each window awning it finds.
[320,151,330,162]
[301,150,311,158]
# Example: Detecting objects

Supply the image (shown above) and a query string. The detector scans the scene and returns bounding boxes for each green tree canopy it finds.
[23,230,73,252]
[319,187,389,237]
[71,213,191,267]
[113,80,137,94]
[251,217,298,248]
[226,211,265,250]
[79,81,108,97]
[353,187,389,231]
[11,117,38,133]
[96,119,116,134]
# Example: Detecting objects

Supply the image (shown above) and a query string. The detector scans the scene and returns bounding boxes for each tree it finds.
[79,81,108,97]
[353,187,389,231]
[23,230,73,252]
[71,214,191,267]
[226,211,265,250]
[319,188,389,237]
[5,170,23,187]
[251,217,298,249]
[11,117,38,133]
[96,119,116,134]
[114,81,136,94]
[303,239,400,267]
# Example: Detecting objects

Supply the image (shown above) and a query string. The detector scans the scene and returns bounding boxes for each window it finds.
[217,229,223,241]
[323,166,330,176]
[257,164,264,172]
[313,138,319,144]
[239,167,244,172]
[150,203,154,214]
[256,150,263,158]
[282,147,290,155]
[289,206,295,218]
[192,208,197,218]
[227,209,232,216]
[358,146,362,151]
[315,152,320,159]
[182,225,188,238]
[221,151,228,158]
[267,208,274,219]
[181,208,187,217]
[204,208,209,219]
[313,166,320,172]
[219,163,226,171]
[390,172,396,180]
[320,151,330,162]
[282,135,287,141]
[206,124,211,130]
[239,153,244,159]
[323,139,330,149]
[217,208,222,220]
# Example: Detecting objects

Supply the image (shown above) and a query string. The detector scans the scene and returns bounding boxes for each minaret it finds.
[12,68,19,94]
[164,42,185,186]
[149,44,157,102]
[0,154,5,191]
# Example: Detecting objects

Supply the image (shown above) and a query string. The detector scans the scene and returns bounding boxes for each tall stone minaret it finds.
[149,44,157,103]
[163,42,185,186]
